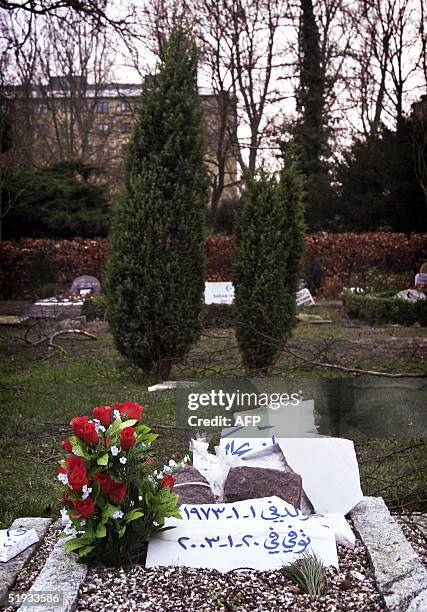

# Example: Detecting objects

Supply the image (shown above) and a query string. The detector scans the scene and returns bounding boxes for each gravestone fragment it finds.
[395,289,426,302]
[69,275,101,296]
[0,517,52,600]
[173,466,216,505]
[224,466,302,508]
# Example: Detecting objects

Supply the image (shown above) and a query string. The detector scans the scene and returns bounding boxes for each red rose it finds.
[120,426,136,450]
[57,466,67,475]
[70,416,89,438]
[63,492,74,509]
[81,422,99,446]
[101,438,112,448]
[160,475,175,493]
[73,498,95,519]
[108,481,127,504]
[61,440,73,454]
[114,402,143,423]
[68,467,88,492]
[66,456,85,473]
[93,471,112,494]
[93,405,112,428]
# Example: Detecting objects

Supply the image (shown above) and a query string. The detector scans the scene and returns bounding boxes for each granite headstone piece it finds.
[224,466,302,508]
[173,466,216,505]
[69,275,101,296]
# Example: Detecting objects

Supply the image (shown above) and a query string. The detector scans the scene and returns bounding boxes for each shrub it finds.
[3,160,110,239]
[81,295,107,321]
[233,149,305,372]
[281,552,328,596]
[343,291,427,326]
[105,26,209,380]
[58,402,181,566]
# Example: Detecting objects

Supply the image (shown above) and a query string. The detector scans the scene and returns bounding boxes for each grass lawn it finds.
[0,303,426,528]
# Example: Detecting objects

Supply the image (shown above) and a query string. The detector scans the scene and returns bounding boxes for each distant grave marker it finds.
[415,262,427,290]
[70,275,101,296]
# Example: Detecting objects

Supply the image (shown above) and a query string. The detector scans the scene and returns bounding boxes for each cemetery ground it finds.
[1,300,425,527]
[0,300,426,610]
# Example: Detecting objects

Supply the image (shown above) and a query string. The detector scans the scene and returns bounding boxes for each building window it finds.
[96,101,109,114]
[120,123,131,133]
[62,99,71,113]
[98,123,109,134]
[38,103,48,114]
[120,101,131,113]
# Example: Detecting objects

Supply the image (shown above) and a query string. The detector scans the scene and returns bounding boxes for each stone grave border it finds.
[2,497,426,612]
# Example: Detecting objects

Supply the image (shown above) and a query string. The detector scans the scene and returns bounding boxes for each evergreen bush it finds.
[106,25,209,380]
[233,148,305,372]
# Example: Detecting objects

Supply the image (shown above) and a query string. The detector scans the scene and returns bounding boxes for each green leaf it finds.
[117,525,126,538]
[64,538,91,553]
[78,545,95,557]
[95,523,107,538]
[69,436,90,459]
[123,509,144,523]
[105,418,122,438]
[97,453,109,466]
[120,419,137,430]
[102,503,119,521]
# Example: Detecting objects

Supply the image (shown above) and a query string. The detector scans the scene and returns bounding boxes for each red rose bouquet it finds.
[57,402,182,565]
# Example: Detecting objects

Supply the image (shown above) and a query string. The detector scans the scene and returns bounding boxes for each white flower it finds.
[80,519,86,526]
[113,409,121,420]
[163,465,171,473]
[112,511,124,520]
[93,419,106,433]
[183,455,190,463]
[168,459,176,468]
[81,485,92,500]
[57,473,68,485]
[110,446,119,456]
[138,495,143,501]
[60,508,69,521]
[119,457,127,464]
[64,524,77,537]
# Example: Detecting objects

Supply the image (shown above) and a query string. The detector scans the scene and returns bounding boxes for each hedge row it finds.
[1,233,426,299]
[343,291,427,326]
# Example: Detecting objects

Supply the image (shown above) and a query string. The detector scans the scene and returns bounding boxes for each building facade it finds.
[9,79,238,206]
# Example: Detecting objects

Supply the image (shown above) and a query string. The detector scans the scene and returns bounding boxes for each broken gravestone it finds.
[395,289,426,302]
[224,466,302,508]
[69,275,101,297]
[173,466,216,505]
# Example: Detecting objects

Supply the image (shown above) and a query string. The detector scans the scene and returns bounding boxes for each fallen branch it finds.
[285,348,426,378]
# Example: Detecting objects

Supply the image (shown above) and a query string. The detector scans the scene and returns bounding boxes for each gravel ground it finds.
[1,523,61,612]
[394,513,427,569]
[76,538,385,612]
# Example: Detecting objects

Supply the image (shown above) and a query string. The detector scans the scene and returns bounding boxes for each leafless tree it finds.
[345,0,425,138]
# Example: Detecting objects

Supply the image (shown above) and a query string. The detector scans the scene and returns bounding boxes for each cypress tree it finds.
[233,149,304,373]
[106,26,209,380]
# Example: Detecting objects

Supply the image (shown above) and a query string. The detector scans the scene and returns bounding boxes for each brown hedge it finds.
[1,233,426,299]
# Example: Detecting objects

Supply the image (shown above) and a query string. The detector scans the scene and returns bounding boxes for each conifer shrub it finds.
[233,149,305,372]
[106,26,209,380]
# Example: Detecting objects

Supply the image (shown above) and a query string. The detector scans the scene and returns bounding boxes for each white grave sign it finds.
[296,288,315,307]
[204,282,235,305]
[0,528,39,562]
[205,283,315,306]
[146,498,338,572]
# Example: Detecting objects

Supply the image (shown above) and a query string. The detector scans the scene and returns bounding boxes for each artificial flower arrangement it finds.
[57,401,183,565]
